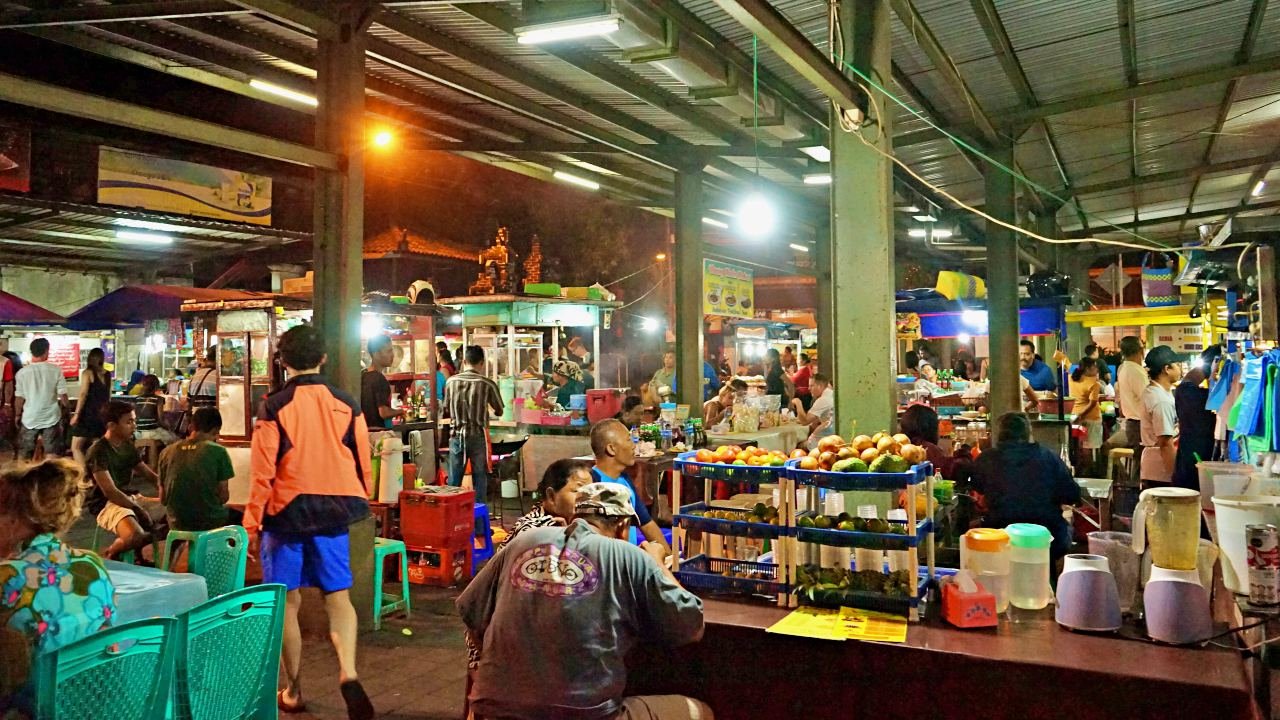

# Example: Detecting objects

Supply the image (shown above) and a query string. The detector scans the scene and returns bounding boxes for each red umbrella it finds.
[0,289,65,326]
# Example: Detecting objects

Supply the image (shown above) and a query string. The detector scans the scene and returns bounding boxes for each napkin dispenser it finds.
[942,570,998,628]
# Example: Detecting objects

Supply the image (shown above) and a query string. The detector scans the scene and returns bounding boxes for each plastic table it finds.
[105,560,209,623]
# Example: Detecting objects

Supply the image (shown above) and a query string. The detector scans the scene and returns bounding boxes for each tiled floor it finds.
[285,585,470,720]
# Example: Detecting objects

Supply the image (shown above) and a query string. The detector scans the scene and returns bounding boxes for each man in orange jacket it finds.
[245,325,374,720]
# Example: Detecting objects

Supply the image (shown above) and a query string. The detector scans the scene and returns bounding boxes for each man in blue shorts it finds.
[245,325,375,720]
[590,418,671,556]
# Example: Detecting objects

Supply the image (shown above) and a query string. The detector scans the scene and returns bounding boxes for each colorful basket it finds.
[1141,252,1179,307]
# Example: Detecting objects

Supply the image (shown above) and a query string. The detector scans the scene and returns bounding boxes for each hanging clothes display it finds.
[1232,354,1269,438]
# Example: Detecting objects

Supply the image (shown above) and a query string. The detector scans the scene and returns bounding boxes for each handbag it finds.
[1140,252,1179,307]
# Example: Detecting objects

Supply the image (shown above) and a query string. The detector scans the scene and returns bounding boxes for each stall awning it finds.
[66,285,278,330]
[1065,304,1198,328]
[897,297,1066,338]
[0,290,65,326]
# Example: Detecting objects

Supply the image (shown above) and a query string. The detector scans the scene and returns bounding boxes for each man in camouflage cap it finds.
[459,482,711,720]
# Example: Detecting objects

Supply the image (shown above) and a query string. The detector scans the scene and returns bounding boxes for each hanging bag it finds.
[1141,252,1179,307]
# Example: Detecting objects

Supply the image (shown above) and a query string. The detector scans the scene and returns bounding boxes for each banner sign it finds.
[98,147,272,225]
[0,120,30,193]
[703,259,753,319]
[46,338,80,379]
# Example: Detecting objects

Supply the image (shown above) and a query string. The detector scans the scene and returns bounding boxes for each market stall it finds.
[436,293,620,428]
[181,294,441,505]
[723,319,807,373]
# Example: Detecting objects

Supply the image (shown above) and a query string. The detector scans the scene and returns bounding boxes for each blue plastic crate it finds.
[674,451,785,484]
[675,502,789,539]
[784,459,933,491]
[794,518,933,549]
[675,554,786,598]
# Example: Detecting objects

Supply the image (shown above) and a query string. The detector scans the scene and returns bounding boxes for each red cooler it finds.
[587,388,624,423]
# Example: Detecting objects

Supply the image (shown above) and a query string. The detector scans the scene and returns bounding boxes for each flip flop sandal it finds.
[277,690,306,714]
[341,680,375,720]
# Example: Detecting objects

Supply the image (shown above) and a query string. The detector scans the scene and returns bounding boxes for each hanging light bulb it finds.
[735,192,777,238]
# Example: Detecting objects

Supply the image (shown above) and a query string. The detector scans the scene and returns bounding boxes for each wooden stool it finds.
[135,438,162,468]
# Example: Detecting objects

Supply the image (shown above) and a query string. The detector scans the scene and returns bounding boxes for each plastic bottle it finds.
[630,426,640,445]
[853,504,883,574]
[1006,523,1053,610]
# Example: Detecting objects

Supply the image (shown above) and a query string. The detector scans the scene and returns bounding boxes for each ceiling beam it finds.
[173,17,533,142]
[0,253,149,274]
[888,64,986,180]
[457,4,752,149]
[1177,0,1270,235]
[1065,197,1280,236]
[0,1,244,28]
[414,140,808,159]
[0,70,338,169]
[9,216,272,248]
[705,0,864,114]
[1001,53,1280,127]
[227,0,339,37]
[636,0,830,130]
[887,0,1002,147]
[1071,150,1280,197]
[0,234,202,261]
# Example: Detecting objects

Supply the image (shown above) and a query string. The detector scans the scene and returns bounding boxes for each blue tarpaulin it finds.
[895,297,1065,338]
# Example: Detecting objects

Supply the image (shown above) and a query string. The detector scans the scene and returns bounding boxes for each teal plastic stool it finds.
[373,537,411,630]
[174,584,286,720]
[160,526,249,597]
[33,616,178,720]
[91,524,158,565]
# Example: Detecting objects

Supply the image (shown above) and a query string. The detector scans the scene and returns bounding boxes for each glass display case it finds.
[468,330,543,380]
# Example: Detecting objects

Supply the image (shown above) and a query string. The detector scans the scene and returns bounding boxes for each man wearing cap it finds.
[1139,345,1183,488]
[458,482,710,720]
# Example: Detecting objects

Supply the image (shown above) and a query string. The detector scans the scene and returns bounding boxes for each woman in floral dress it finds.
[1,458,116,718]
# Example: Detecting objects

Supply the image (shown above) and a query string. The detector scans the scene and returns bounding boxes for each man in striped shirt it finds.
[444,345,504,502]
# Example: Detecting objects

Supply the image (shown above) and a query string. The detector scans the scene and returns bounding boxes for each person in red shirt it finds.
[246,325,374,720]
[791,353,814,411]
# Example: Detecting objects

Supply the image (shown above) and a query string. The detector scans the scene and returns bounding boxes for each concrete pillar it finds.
[312,6,371,397]
[674,168,705,416]
[830,0,896,436]
[986,144,1021,416]
[814,216,834,376]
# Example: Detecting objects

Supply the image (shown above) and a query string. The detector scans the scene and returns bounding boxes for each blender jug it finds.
[1131,487,1200,571]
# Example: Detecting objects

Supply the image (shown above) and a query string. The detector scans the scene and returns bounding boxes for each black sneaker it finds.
[341,680,374,720]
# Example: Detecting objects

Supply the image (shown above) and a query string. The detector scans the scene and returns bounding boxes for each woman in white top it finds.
[1139,345,1182,488]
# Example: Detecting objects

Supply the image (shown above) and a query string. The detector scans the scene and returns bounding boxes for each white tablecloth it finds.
[105,560,209,623]
[707,424,809,453]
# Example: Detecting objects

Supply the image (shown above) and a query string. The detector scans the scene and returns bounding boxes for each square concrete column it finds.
[985,144,1021,416]
[674,168,705,415]
[313,6,371,397]
[829,0,896,435]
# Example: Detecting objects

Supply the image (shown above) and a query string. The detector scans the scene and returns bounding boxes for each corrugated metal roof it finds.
[1135,0,1252,81]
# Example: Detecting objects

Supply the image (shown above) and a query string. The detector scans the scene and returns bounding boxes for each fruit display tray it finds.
[784,459,934,491]
[794,518,934,549]
[675,451,785,484]
[676,554,787,598]
[675,502,790,539]
[797,567,956,613]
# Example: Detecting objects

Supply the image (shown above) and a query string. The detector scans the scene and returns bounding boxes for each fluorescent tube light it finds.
[552,170,600,190]
[702,217,729,229]
[115,230,173,245]
[248,79,317,106]
[799,146,830,162]
[788,243,810,253]
[516,17,619,44]
[802,172,832,185]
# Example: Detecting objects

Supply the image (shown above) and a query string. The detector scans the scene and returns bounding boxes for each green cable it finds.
[833,54,1175,249]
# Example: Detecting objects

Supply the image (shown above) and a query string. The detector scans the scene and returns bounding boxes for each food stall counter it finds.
[627,598,1254,719]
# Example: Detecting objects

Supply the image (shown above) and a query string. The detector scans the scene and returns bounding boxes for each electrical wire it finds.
[829,56,1226,250]
[617,270,671,310]
[602,261,659,288]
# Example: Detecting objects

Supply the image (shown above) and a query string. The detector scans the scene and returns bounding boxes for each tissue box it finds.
[942,576,998,628]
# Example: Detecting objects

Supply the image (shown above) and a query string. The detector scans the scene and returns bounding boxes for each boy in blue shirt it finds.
[589,419,671,555]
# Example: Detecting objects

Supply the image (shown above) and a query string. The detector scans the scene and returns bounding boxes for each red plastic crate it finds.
[586,388,623,424]
[405,542,472,587]
[400,487,475,548]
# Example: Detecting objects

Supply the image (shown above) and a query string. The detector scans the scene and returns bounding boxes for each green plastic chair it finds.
[33,616,178,720]
[373,537,411,630]
[160,526,249,597]
[174,584,286,720]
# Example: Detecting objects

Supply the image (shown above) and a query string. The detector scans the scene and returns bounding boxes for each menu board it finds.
[46,338,80,379]
[703,259,754,319]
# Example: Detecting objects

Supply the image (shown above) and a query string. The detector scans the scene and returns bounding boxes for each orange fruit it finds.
[860,447,879,463]
[695,449,715,463]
